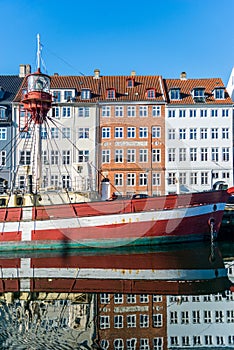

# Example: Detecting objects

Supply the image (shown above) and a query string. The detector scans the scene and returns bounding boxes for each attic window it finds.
[126,78,134,88]
[214,88,225,99]
[0,107,7,120]
[192,88,205,103]
[106,89,116,99]
[81,89,91,100]
[170,88,180,100]
[147,89,156,98]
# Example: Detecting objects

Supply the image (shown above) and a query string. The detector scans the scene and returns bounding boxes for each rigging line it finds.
[8,118,36,193]
[46,116,121,195]
[43,119,81,197]
[1,120,36,234]
[46,117,86,181]
[0,120,32,173]
[40,43,85,76]
[47,115,99,180]
[42,120,84,226]
[44,118,85,182]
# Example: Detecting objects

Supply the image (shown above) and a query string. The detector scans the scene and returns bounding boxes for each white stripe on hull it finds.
[0,202,226,233]
[0,267,227,281]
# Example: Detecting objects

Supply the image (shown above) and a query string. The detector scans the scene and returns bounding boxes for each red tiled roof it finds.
[164,78,233,105]
[14,75,166,103]
[14,74,232,105]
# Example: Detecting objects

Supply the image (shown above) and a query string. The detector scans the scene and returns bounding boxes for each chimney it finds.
[19,64,31,77]
[131,70,136,77]
[54,73,59,76]
[94,69,100,79]
[180,72,187,80]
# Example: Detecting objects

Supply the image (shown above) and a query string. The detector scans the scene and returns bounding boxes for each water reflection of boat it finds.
[0,242,231,296]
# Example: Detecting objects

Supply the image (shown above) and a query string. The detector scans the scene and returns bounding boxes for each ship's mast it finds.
[21,34,52,194]
[35,34,42,192]
[37,33,41,72]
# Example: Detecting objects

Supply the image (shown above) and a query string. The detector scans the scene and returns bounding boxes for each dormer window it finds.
[126,78,134,88]
[106,88,116,99]
[147,89,156,99]
[214,87,225,99]
[81,89,91,100]
[170,88,180,100]
[0,107,7,120]
[192,88,205,103]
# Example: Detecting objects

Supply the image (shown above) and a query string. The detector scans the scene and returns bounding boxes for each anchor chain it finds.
[209,218,216,262]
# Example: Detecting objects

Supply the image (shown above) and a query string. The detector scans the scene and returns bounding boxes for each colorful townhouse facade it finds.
[97,292,167,350]
[164,73,233,194]
[0,67,233,197]
[99,72,166,197]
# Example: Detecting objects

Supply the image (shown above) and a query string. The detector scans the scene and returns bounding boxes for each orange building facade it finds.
[99,74,166,197]
[97,293,167,350]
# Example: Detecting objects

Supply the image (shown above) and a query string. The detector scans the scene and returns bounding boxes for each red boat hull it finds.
[0,191,228,251]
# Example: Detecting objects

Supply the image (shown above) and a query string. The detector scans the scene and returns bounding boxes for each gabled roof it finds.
[0,75,24,103]
[164,78,233,105]
[14,74,166,103]
[14,74,232,105]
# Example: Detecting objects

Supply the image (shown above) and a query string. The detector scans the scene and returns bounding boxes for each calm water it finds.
[0,240,233,349]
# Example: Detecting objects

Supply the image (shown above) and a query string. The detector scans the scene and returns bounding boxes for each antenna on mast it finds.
[37,33,41,72]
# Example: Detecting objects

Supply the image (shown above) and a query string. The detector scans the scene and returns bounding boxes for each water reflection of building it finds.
[96,259,234,350]
[97,293,167,350]
[0,292,96,349]
[167,290,234,348]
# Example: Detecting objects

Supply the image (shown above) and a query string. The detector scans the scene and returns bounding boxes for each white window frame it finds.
[115,106,124,117]
[102,149,110,163]
[100,293,110,304]
[114,173,123,186]
[152,149,161,163]
[152,126,161,138]
[115,127,124,138]
[102,127,111,138]
[115,149,123,163]
[139,106,148,117]
[127,127,136,138]
[152,106,161,117]
[100,315,110,329]
[127,173,136,186]
[139,149,148,162]
[127,149,136,163]
[139,127,148,138]
[127,314,136,328]
[114,293,123,304]
[102,106,111,117]
[114,315,123,328]
[127,106,136,117]
[153,313,163,327]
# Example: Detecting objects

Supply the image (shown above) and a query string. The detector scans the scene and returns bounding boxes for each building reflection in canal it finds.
[0,241,233,349]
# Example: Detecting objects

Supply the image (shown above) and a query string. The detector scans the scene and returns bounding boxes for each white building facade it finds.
[12,74,100,194]
[165,74,233,194]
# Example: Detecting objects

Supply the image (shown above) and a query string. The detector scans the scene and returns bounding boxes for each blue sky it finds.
[1,0,234,84]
